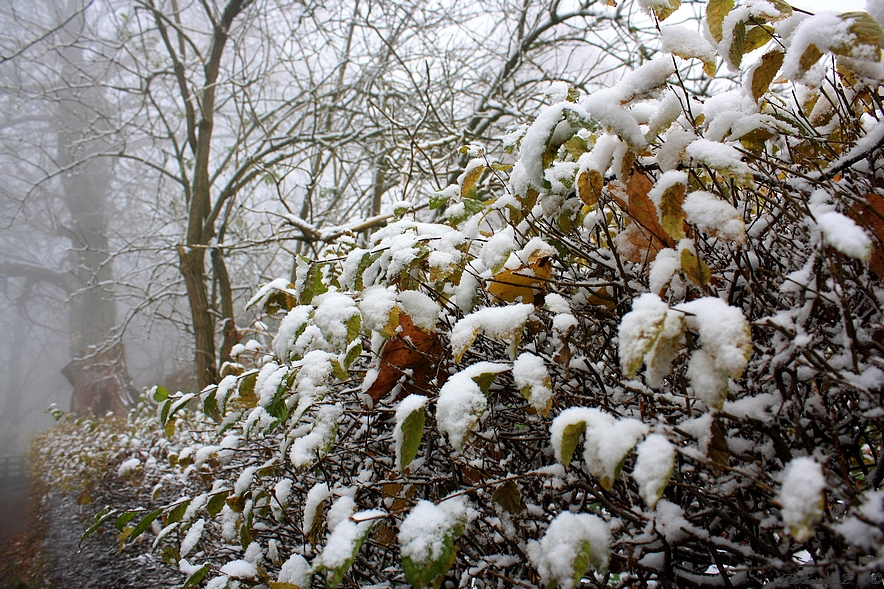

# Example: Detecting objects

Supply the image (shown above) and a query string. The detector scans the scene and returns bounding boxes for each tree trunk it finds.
[178,245,218,388]
[55,0,136,415]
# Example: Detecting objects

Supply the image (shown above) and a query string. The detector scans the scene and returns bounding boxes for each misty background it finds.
[0,0,656,455]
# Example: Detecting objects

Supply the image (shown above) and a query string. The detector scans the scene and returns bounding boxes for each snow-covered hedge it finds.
[88,1,884,587]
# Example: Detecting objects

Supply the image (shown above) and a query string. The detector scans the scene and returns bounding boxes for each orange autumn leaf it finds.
[488,254,553,304]
[364,314,447,406]
[849,193,884,277]
[611,171,676,263]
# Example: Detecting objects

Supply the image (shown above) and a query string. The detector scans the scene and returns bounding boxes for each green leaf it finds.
[299,259,328,306]
[239,371,258,398]
[182,565,209,589]
[471,371,501,395]
[115,510,141,531]
[354,251,381,292]
[560,421,586,467]
[342,341,362,371]
[331,358,349,382]
[571,540,594,589]
[127,509,164,544]
[345,313,362,344]
[202,388,218,418]
[729,20,746,69]
[79,506,116,549]
[707,0,735,43]
[563,108,597,131]
[152,385,169,403]
[159,399,171,426]
[399,406,426,471]
[402,537,458,589]
[751,50,785,103]
[240,512,253,549]
[430,191,450,210]
[563,136,589,159]
[167,500,191,525]
[207,490,230,517]
[492,480,524,515]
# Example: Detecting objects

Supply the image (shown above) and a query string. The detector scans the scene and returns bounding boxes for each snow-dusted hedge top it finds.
[88,1,884,587]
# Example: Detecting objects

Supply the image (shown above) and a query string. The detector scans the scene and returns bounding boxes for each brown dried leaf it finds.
[848,193,884,277]
[364,314,447,405]
[492,480,524,515]
[613,173,676,263]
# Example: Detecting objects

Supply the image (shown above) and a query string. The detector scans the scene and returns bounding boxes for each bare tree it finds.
[0,0,136,416]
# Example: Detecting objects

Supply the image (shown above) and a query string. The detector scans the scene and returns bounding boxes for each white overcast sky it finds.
[790,0,867,10]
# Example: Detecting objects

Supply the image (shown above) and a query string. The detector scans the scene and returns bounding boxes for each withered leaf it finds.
[364,314,447,405]
[492,480,524,515]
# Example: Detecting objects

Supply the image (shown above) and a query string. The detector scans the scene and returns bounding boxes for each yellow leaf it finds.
[620,149,636,182]
[381,305,401,339]
[743,25,774,54]
[844,11,883,56]
[460,164,487,199]
[680,247,711,287]
[653,0,682,21]
[740,127,775,154]
[707,0,735,43]
[658,182,687,241]
[577,169,604,207]
[751,50,785,103]
[768,0,793,20]
[564,136,589,159]
[487,255,553,304]
[703,58,718,77]
[797,44,824,79]
[452,325,481,364]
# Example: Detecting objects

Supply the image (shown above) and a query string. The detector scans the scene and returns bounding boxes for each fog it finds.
[0,0,658,454]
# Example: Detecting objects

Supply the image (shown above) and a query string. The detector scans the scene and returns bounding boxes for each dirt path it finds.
[2,483,180,588]
[0,478,30,547]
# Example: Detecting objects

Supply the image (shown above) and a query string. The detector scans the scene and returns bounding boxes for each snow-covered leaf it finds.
[512,352,553,417]
[632,434,675,509]
[618,293,669,378]
[778,457,825,541]
[527,512,610,589]
[436,363,508,452]
[394,395,427,471]
[450,304,534,363]
[399,497,468,589]
[315,510,382,588]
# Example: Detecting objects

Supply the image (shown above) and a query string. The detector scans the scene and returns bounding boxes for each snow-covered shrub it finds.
[88,1,884,587]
